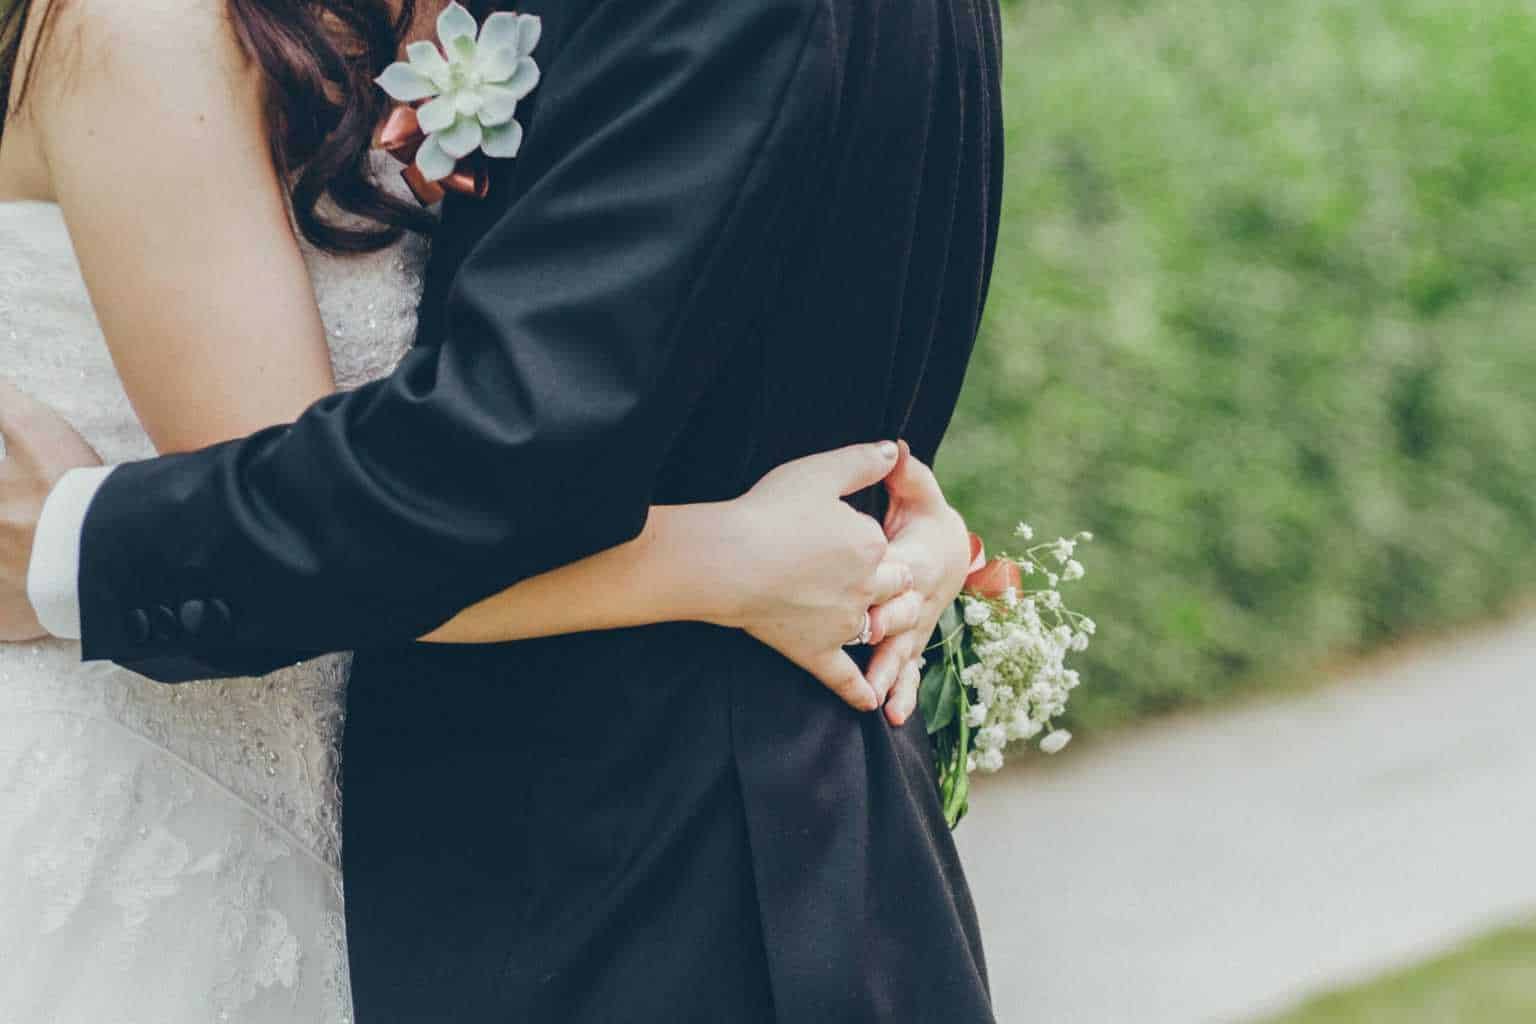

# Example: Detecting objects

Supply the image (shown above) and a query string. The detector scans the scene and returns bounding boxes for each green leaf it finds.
[919,659,959,735]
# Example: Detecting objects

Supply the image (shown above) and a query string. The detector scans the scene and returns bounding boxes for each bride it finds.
[0,0,970,1019]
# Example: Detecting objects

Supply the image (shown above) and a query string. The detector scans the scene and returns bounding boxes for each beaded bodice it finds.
[0,183,429,872]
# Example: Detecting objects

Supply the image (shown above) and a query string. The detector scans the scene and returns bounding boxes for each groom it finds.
[0,0,1003,1019]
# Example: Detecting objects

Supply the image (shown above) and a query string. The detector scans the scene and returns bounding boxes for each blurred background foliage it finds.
[943,0,1536,732]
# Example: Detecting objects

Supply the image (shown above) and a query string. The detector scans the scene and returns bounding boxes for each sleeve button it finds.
[179,599,208,637]
[181,598,233,642]
[126,608,152,645]
[150,605,181,643]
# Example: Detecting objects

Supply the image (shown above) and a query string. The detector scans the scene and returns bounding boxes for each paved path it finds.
[955,612,1536,1023]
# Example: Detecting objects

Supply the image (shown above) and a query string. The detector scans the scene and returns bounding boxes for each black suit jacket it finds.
[77,0,1003,1019]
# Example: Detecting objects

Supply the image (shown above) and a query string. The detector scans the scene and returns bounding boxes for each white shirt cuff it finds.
[27,465,115,641]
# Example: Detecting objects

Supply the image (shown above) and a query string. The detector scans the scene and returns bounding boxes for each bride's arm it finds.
[424,443,972,725]
[21,0,337,454]
[426,451,904,647]
[13,0,942,713]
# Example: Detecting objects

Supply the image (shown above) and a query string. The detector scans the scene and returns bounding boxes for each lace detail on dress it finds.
[0,156,429,1023]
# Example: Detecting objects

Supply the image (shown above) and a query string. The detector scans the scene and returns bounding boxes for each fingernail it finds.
[861,683,881,712]
[878,441,899,461]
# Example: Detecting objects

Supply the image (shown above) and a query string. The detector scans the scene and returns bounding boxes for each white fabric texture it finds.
[0,164,429,1022]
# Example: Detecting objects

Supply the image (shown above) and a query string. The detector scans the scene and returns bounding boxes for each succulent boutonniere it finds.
[376,2,542,204]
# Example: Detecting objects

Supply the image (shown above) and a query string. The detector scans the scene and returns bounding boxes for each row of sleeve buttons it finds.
[125,599,234,646]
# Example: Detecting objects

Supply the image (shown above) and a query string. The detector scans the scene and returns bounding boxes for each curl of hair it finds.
[1,0,452,254]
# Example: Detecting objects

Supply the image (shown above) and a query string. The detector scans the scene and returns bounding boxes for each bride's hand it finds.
[0,378,104,641]
[709,442,919,712]
[866,443,972,728]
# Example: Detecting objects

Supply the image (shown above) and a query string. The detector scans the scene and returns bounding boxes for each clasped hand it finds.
[718,441,972,727]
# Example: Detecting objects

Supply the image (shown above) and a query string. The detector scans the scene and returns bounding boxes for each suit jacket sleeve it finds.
[77,0,833,679]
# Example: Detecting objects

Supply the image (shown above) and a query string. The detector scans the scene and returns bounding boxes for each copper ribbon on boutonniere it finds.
[379,106,491,207]
[963,533,1022,599]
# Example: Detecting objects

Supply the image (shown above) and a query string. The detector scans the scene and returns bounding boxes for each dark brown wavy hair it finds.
[0,0,481,253]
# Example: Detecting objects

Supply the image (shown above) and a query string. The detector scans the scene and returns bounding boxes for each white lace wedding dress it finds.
[0,169,428,1022]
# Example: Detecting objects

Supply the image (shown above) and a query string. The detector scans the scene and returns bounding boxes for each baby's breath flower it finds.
[1040,730,1073,755]
[975,725,1007,752]
[963,599,992,627]
[1015,522,1035,541]
[932,518,1095,817]
[1006,709,1042,741]
[975,677,996,706]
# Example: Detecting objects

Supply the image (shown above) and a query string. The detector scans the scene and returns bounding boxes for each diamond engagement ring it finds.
[846,611,873,648]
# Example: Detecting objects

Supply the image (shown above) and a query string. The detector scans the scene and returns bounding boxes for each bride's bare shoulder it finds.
[26,0,258,104]
[14,0,268,198]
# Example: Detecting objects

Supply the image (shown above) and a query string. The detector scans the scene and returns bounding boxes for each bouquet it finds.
[919,523,1096,827]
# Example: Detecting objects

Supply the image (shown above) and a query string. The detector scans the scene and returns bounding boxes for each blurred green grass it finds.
[943,0,1536,731]
[1263,921,1536,1022]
